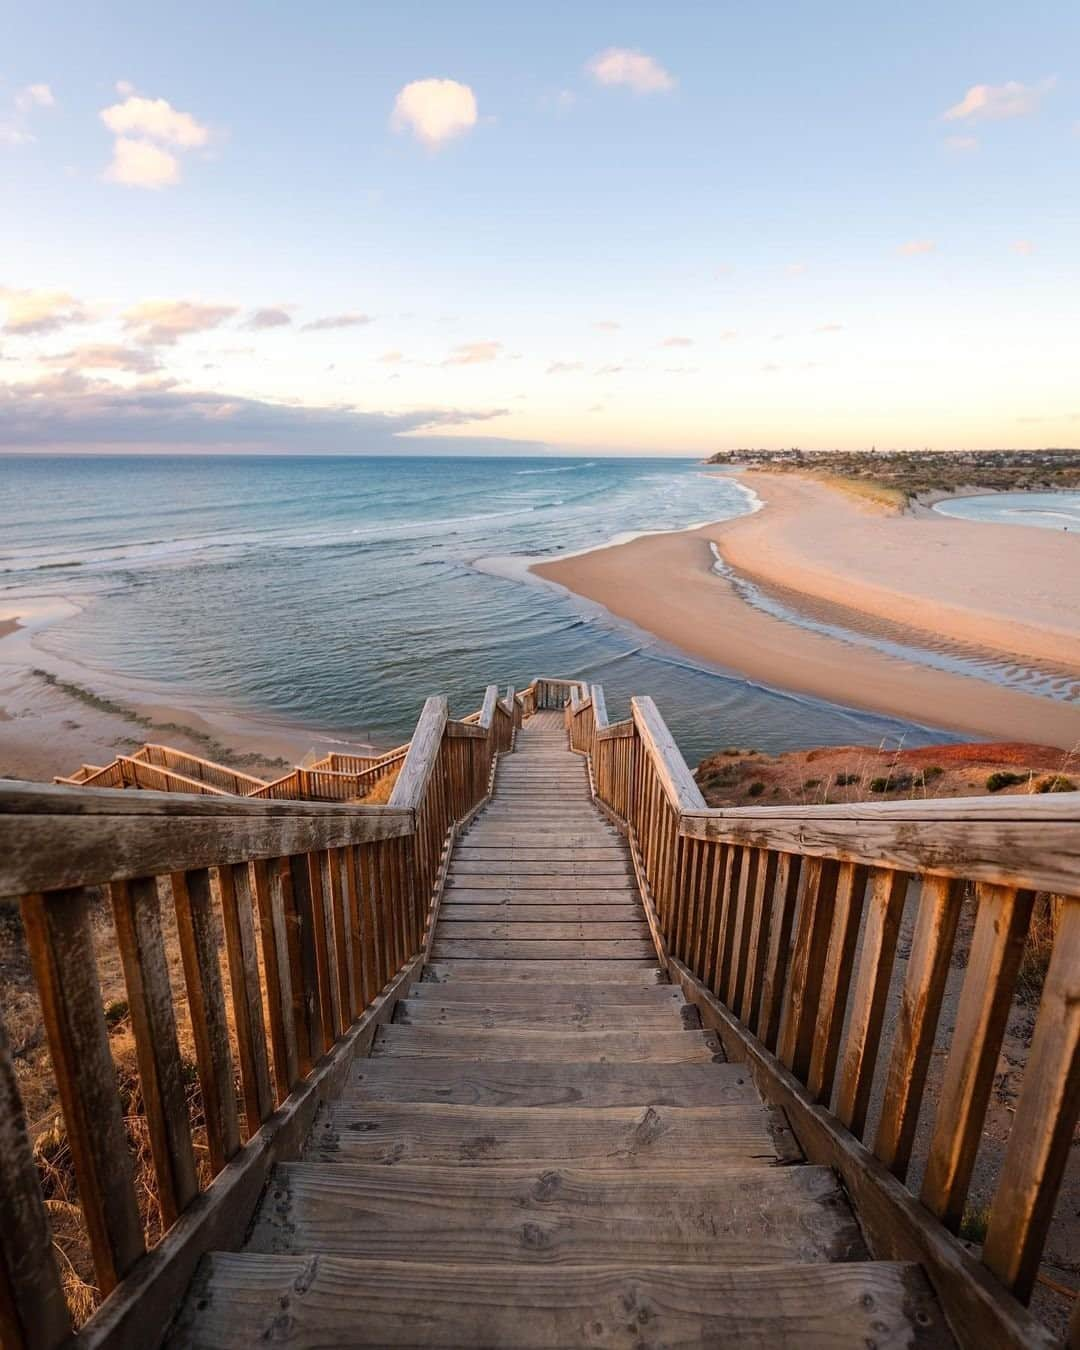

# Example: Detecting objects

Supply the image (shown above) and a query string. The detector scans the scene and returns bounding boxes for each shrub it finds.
[746,781,766,797]
[986,771,1026,793]
[803,778,821,790]
[959,1203,991,1245]
[834,772,860,786]
[870,772,914,793]
[923,765,944,780]
[1036,774,1076,794]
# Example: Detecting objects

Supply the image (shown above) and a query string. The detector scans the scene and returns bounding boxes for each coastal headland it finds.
[533,470,1080,750]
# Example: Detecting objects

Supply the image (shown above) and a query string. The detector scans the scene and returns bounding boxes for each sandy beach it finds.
[533,471,1080,750]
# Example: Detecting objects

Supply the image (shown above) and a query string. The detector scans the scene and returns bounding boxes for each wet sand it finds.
[533,473,1080,749]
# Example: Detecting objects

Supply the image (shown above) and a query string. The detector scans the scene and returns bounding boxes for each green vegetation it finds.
[746,781,766,797]
[1036,774,1076,793]
[986,771,1027,793]
[959,1203,991,1245]
[834,771,860,786]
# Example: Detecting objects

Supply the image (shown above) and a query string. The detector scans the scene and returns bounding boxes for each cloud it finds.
[301,312,374,331]
[391,79,478,148]
[100,90,211,188]
[659,336,693,348]
[944,134,979,152]
[0,373,535,453]
[105,136,180,188]
[1012,239,1035,255]
[815,322,844,333]
[378,350,405,364]
[0,286,90,335]
[898,239,936,256]
[47,343,161,374]
[244,307,292,330]
[943,77,1056,123]
[586,48,675,94]
[122,299,238,345]
[1,82,56,145]
[594,320,621,332]
[595,363,626,375]
[785,262,807,277]
[546,361,584,374]
[443,340,502,366]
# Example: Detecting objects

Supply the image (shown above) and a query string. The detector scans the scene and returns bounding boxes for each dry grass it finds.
[359,764,401,804]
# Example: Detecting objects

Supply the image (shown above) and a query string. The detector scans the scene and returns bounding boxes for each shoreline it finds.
[532,472,1080,750]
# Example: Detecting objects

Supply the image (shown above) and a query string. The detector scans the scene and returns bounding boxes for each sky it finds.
[1,1,1079,455]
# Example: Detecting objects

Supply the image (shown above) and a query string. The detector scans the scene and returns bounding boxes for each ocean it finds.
[1,454,958,764]
[933,490,1080,532]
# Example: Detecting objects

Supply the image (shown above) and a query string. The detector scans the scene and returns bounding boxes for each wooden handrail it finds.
[566,679,1080,1348]
[0,679,518,1347]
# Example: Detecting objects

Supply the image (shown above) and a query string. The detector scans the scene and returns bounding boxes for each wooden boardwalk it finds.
[170,712,951,1346]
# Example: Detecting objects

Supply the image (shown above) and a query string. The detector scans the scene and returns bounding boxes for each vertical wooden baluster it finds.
[324,849,352,1032]
[357,841,385,996]
[921,883,1036,1230]
[217,865,273,1135]
[286,856,324,1070]
[739,850,778,1029]
[727,847,761,1011]
[834,868,909,1137]
[110,876,199,1223]
[251,857,298,1096]
[712,845,743,997]
[677,836,702,966]
[696,842,724,986]
[0,1012,72,1350]
[982,896,1080,1301]
[875,875,964,1182]
[342,846,363,1017]
[756,853,803,1053]
[310,854,339,1048]
[21,889,145,1293]
[776,857,840,1079]
[171,869,241,1175]
[806,862,869,1104]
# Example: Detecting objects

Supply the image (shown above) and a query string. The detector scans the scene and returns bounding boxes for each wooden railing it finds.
[569,684,1080,1350]
[132,747,268,797]
[0,683,517,1350]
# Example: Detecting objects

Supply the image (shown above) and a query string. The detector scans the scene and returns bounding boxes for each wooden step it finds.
[391,998,688,1031]
[454,847,628,861]
[423,961,662,982]
[248,1163,867,1265]
[310,1102,799,1168]
[173,1256,948,1348]
[439,903,645,922]
[434,922,650,942]
[446,875,637,890]
[372,1026,718,1061]
[429,939,656,961]
[451,860,631,876]
[345,1059,756,1108]
[406,981,684,1006]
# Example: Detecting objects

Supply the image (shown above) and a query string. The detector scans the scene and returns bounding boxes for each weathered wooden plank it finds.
[450,860,632,875]
[806,861,869,1105]
[20,888,145,1294]
[776,857,840,1079]
[373,1026,720,1062]
[391,999,685,1031]
[250,1161,864,1264]
[630,697,707,813]
[314,1101,794,1167]
[445,888,637,906]
[0,1012,71,1350]
[346,1058,751,1108]
[251,857,299,1096]
[447,874,637,890]
[110,876,199,1225]
[387,696,448,810]
[429,939,658,960]
[874,876,964,1182]
[172,869,241,1175]
[435,921,650,941]
[407,980,683,1006]
[422,959,661,981]
[174,1254,948,1348]
[218,864,274,1135]
[921,883,1035,1231]
[439,903,645,923]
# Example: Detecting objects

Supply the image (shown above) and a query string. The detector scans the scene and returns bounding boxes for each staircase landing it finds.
[171,712,952,1347]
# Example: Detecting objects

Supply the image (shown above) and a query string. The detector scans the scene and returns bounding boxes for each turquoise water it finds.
[0,454,959,761]
[933,490,1080,532]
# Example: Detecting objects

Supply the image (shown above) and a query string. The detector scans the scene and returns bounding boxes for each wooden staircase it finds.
[169,712,951,1347]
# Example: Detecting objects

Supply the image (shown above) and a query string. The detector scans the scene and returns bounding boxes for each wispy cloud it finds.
[0,83,55,146]
[391,79,478,148]
[378,350,405,364]
[943,77,1056,123]
[659,336,693,348]
[100,87,211,188]
[1011,239,1035,255]
[122,299,237,345]
[944,134,979,153]
[47,343,160,375]
[586,48,675,95]
[785,262,807,277]
[244,307,292,330]
[898,239,936,256]
[815,322,844,334]
[301,312,374,331]
[0,286,89,335]
[443,340,502,366]
[594,320,621,332]
[546,360,584,374]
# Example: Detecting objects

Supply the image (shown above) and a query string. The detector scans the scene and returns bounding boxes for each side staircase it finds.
[170,712,950,1346]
